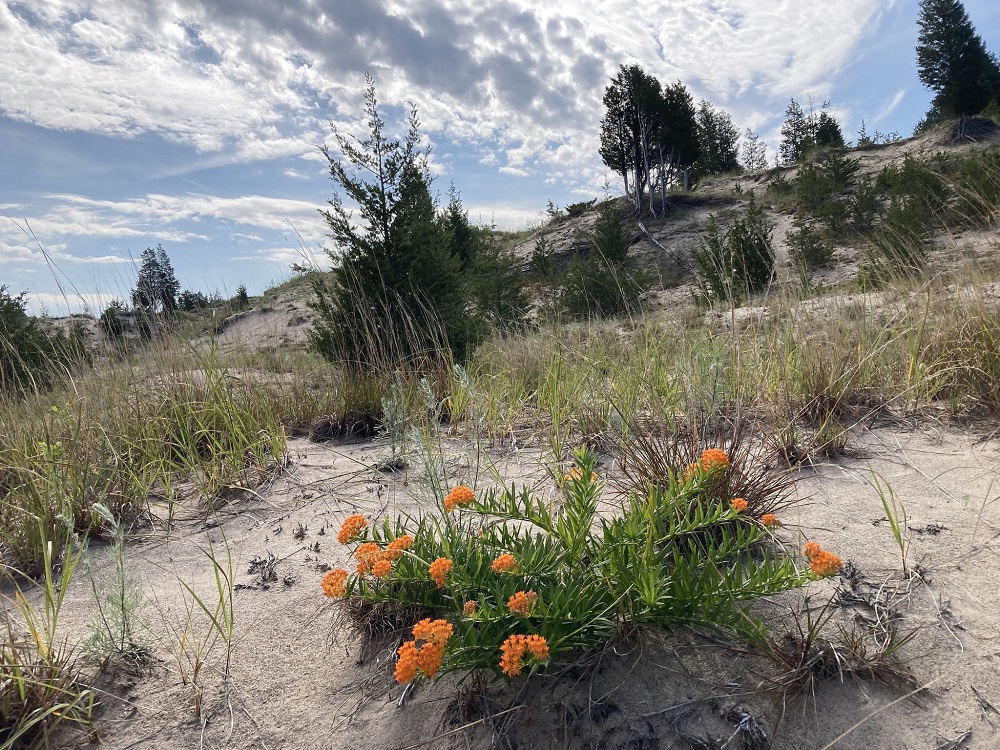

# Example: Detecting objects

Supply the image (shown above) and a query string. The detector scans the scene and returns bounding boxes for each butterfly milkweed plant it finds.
[322,446,839,689]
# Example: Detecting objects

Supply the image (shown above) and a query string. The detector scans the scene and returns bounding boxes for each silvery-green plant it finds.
[83,503,150,669]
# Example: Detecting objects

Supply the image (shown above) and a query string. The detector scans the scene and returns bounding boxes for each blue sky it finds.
[3,0,999,315]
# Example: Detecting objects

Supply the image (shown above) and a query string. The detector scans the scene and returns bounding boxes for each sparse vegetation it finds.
[8,16,1000,747]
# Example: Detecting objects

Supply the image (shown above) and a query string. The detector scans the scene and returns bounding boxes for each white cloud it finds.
[1,0,893,194]
[498,166,531,178]
[875,89,907,123]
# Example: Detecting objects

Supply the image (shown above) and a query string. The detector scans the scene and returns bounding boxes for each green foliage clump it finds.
[325,446,825,686]
[232,284,250,312]
[951,148,1000,226]
[528,234,556,283]
[787,219,834,274]
[99,300,129,345]
[564,199,596,217]
[308,77,465,366]
[693,196,774,304]
[0,287,86,396]
[780,99,845,165]
[794,151,860,236]
[558,200,642,318]
[178,290,210,312]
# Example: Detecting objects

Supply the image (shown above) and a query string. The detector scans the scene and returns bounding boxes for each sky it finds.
[3,0,1000,315]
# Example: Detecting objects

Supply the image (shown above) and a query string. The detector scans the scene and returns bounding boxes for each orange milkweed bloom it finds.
[499,633,550,677]
[321,568,348,598]
[429,557,452,588]
[417,641,446,678]
[761,514,781,528]
[564,466,599,483]
[463,600,477,616]
[803,541,843,577]
[507,590,538,615]
[385,534,414,560]
[730,497,748,512]
[354,542,382,575]
[412,618,454,644]
[394,619,454,684]
[444,485,475,512]
[491,553,517,573]
[395,640,420,684]
[337,514,368,544]
[699,448,729,471]
[372,558,392,578]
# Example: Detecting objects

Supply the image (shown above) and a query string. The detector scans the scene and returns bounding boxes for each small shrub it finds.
[0,287,82,396]
[528,235,556,282]
[565,198,596,217]
[787,218,834,272]
[232,285,250,311]
[99,300,129,344]
[694,196,775,304]
[322,447,839,689]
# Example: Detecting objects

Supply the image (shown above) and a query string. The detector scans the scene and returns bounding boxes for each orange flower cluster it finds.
[354,542,383,575]
[463,600,477,616]
[394,618,454,684]
[337,514,368,544]
[351,535,415,578]
[730,497,748,512]
[429,557,452,587]
[384,534,414,560]
[761,513,781,528]
[804,541,844,577]
[699,448,729,471]
[684,449,730,481]
[564,466,598,483]
[507,590,538,615]
[321,568,348,598]
[491,553,518,573]
[499,633,550,677]
[444,485,475,512]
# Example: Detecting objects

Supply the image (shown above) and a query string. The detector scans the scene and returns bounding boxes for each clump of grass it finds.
[1,525,94,748]
[755,592,917,700]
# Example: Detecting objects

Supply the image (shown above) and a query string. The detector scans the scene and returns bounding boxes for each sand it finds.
[6,421,998,750]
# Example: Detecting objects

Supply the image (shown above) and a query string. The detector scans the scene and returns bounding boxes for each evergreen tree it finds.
[693,100,742,179]
[131,245,179,315]
[814,111,846,150]
[99,299,129,344]
[780,99,845,164]
[916,0,1000,133]
[741,129,768,172]
[443,184,478,271]
[779,99,810,165]
[233,285,250,311]
[1,286,79,394]
[599,66,700,215]
[309,76,465,364]
[655,80,701,204]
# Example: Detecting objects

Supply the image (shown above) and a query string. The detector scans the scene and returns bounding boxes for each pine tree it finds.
[131,245,179,315]
[309,76,465,364]
[916,0,1000,135]
[779,99,808,165]
[741,129,768,172]
[814,111,845,150]
[693,100,742,179]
